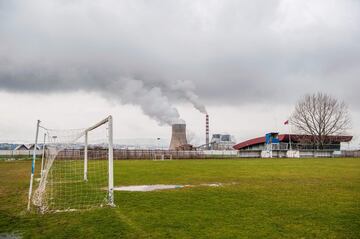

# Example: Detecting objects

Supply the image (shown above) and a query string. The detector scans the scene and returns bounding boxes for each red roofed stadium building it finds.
[233,133,352,158]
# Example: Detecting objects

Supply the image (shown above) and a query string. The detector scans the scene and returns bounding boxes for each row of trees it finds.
[290,92,351,148]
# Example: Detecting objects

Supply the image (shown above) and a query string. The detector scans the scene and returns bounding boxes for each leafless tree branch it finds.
[290,92,351,147]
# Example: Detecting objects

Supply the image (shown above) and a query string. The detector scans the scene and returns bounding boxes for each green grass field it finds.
[1,158,359,238]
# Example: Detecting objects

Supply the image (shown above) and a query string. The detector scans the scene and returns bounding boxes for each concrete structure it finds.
[169,123,188,150]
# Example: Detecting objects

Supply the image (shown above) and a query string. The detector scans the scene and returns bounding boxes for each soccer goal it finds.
[153,153,173,161]
[28,116,115,213]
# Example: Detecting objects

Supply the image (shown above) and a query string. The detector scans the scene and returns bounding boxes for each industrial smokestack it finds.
[169,123,188,150]
[206,114,209,149]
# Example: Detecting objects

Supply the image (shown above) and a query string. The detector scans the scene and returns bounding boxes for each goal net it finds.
[28,116,114,213]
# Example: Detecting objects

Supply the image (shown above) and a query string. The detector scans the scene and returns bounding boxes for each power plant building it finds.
[210,134,236,150]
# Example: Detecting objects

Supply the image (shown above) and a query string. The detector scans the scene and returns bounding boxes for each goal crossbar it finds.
[85,117,110,132]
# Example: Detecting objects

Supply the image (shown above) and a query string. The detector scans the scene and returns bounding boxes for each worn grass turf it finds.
[0,158,359,238]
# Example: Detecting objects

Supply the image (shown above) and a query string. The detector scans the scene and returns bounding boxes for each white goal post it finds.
[27,120,40,211]
[83,116,115,206]
[27,115,115,212]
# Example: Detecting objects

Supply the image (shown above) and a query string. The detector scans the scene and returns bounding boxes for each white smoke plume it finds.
[105,78,181,126]
[104,78,207,125]
[184,91,208,114]
[169,80,208,114]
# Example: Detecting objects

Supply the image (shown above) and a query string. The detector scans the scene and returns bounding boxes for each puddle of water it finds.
[113,185,183,192]
[201,183,222,187]
[0,233,21,239]
[113,183,227,192]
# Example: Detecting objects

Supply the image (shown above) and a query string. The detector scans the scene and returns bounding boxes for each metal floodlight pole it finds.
[40,133,46,178]
[27,120,40,211]
[84,131,88,181]
[107,115,115,206]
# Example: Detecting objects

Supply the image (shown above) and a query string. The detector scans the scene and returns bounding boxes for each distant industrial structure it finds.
[169,123,192,150]
[205,114,209,149]
[210,134,236,150]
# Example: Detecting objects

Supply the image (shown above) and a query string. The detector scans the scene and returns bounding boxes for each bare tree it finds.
[290,92,351,148]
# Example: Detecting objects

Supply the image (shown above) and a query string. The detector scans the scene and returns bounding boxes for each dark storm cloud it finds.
[1,0,360,120]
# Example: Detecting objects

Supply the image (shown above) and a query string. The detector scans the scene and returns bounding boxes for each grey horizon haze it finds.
[0,0,359,147]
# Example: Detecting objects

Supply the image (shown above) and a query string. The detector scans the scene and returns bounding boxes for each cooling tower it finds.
[169,123,188,150]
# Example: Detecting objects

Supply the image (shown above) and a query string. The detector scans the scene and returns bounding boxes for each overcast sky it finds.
[0,0,359,148]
